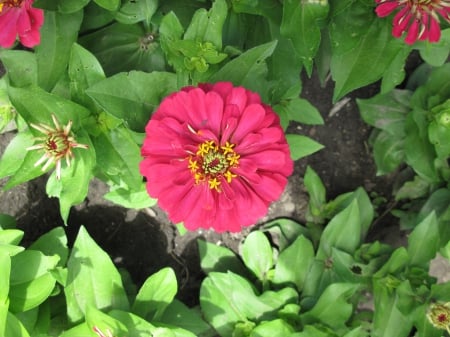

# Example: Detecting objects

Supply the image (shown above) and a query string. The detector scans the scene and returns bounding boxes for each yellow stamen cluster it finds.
[188,140,239,191]
[0,0,23,11]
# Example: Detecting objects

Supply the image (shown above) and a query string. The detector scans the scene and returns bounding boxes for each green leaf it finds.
[200,272,271,336]
[330,7,406,101]
[8,273,56,313]
[286,134,324,160]
[0,214,16,230]
[429,119,450,159]
[64,226,129,323]
[208,41,278,101]
[280,0,329,75]
[301,283,359,330]
[0,230,23,246]
[198,239,247,276]
[115,0,158,24]
[68,43,106,111]
[273,235,314,291]
[404,114,439,183]
[0,251,10,305]
[417,29,450,67]
[371,130,405,175]
[10,250,59,285]
[357,89,411,136]
[0,50,37,87]
[262,218,310,251]
[241,231,273,282]
[28,227,68,267]
[317,200,361,259]
[407,212,439,267]
[94,0,120,11]
[35,10,83,91]
[86,71,177,132]
[275,98,324,125]
[5,312,30,337]
[304,166,326,222]
[395,175,431,200]
[159,299,212,336]
[103,185,157,209]
[250,319,294,337]
[0,131,35,180]
[132,267,177,321]
[184,0,228,49]
[85,306,128,337]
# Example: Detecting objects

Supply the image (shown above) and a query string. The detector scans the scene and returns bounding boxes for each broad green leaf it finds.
[330,10,405,101]
[262,218,310,251]
[7,86,91,128]
[132,267,177,321]
[9,273,56,312]
[281,0,329,75]
[103,185,157,209]
[200,271,272,337]
[304,166,326,222]
[184,0,227,49]
[35,10,83,91]
[380,47,410,94]
[33,0,89,13]
[79,23,166,76]
[0,253,10,336]
[5,312,30,337]
[429,119,450,159]
[0,230,23,246]
[250,319,294,337]
[289,325,330,337]
[273,235,314,291]
[59,322,92,337]
[301,283,359,330]
[374,247,409,277]
[86,71,177,132]
[159,299,212,336]
[395,175,431,200]
[46,133,94,223]
[286,134,324,160]
[357,89,411,136]
[275,98,324,125]
[407,212,439,267]
[68,43,106,111]
[94,127,142,190]
[94,0,120,11]
[372,279,412,337]
[85,307,128,337]
[404,114,440,183]
[10,250,59,285]
[417,29,450,67]
[64,226,129,323]
[29,227,68,267]
[115,0,158,25]
[208,41,278,101]
[240,231,273,281]
[372,130,405,175]
[317,200,361,259]
[0,131,35,179]
[0,50,37,87]
[198,239,247,276]
[0,214,16,230]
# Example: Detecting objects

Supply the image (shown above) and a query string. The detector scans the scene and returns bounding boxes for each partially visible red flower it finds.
[0,0,44,48]
[140,82,293,232]
[375,0,450,44]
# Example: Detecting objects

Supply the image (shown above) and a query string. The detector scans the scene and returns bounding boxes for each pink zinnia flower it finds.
[375,0,450,44]
[0,0,44,48]
[140,82,294,232]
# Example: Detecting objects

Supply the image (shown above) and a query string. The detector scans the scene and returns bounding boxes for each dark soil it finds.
[0,67,405,306]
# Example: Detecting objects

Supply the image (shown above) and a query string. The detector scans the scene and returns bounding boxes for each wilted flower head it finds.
[26,114,88,180]
[427,302,450,333]
[375,0,450,44]
[0,0,44,48]
[140,82,293,232]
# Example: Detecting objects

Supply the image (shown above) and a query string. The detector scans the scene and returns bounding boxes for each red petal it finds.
[376,2,400,17]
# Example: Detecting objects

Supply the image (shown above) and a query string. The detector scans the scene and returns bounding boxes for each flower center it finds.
[188,140,240,191]
[45,131,71,159]
[0,0,23,11]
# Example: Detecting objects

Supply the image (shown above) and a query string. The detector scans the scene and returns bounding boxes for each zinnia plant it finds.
[0,0,44,48]
[140,82,293,232]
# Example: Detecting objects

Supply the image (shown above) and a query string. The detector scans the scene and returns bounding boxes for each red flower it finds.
[140,82,293,232]
[375,0,450,44]
[0,0,44,48]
